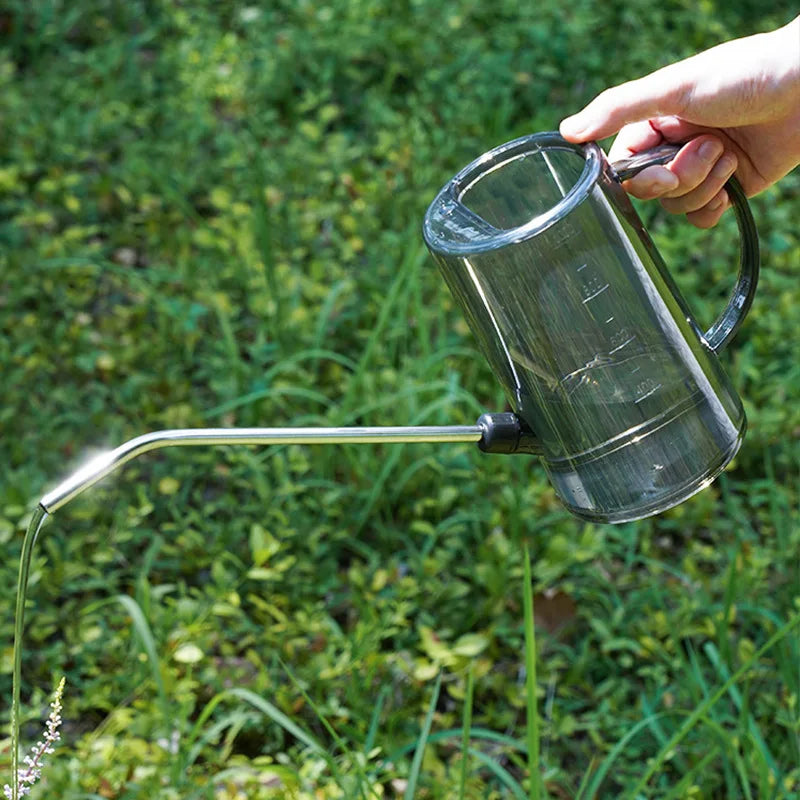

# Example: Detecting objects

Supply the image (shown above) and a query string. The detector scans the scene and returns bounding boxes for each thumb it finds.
[560,63,692,142]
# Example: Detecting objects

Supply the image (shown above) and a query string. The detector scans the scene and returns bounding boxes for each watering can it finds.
[39,133,758,524]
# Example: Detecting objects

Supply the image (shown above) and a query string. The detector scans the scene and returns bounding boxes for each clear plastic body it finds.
[424,133,754,523]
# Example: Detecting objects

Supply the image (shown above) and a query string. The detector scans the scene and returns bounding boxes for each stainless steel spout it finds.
[40,425,483,513]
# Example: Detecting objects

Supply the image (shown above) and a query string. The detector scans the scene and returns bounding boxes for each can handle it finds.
[611,143,760,353]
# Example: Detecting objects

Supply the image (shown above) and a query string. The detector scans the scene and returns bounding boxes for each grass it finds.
[523,545,541,800]
[1,0,800,797]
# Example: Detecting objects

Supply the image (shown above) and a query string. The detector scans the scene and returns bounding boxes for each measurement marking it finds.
[634,383,662,404]
[605,316,614,324]
[630,366,641,374]
[581,283,609,303]
[576,263,587,272]
[608,335,635,354]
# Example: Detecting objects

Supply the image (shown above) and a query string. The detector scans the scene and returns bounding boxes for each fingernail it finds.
[559,116,587,139]
[712,154,737,178]
[698,139,724,163]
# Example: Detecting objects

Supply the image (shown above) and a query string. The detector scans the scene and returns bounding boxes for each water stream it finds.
[9,504,50,800]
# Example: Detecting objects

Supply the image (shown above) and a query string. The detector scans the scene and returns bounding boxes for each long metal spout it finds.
[40,425,483,513]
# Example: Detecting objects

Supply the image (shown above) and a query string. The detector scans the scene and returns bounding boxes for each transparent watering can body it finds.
[424,132,759,523]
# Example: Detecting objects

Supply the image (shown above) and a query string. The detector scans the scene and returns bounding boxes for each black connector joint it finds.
[476,412,541,455]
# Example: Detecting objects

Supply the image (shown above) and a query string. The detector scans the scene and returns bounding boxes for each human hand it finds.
[560,16,800,228]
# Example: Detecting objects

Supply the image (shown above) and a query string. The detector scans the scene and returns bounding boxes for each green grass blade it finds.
[192,709,254,762]
[230,683,351,790]
[277,658,349,751]
[579,711,673,799]
[404,672,442,800]
[388,727,525,760]
[337,380,485,425]
[467,747,527,800]
[112,594,169,721]
[340,254,409,411]
[640,692,690,777]
[203,384,333,418]
[523,543,541,800]
[250,153,283,342]
[661,746,721,800]
[703,641,779,781]
[364,685,390,758]
[719,547,739,667]
[183,709,242,768]
[459,662,475,800]
[685,713,753,800]
[574,758,597,800]
[682,642,741,795]
[278,658,371,797]
[311,279,353,352]
[228,687,324,755]
[182,686,329,788]
[183,690,237,762]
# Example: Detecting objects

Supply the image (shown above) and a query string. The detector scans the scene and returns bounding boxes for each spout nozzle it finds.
[476,413,541,455]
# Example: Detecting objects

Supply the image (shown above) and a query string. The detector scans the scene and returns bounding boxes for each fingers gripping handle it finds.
[611,143,683,182]
[611,143,760,353]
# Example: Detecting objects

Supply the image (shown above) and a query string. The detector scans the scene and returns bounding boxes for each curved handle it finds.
[611,143,760,352]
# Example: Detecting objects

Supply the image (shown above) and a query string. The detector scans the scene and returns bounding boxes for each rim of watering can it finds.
[423,131,603,256]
